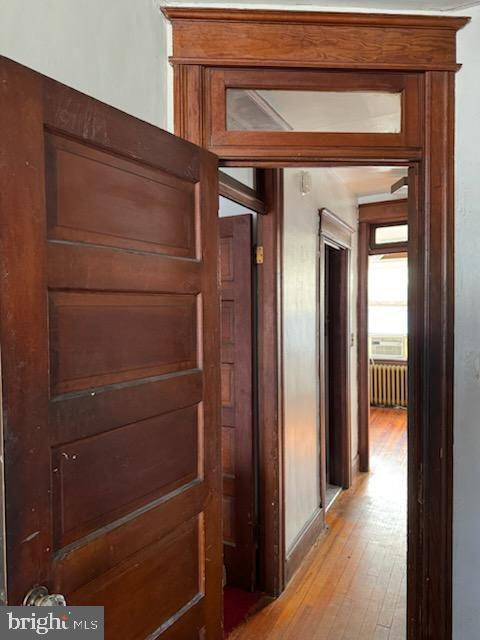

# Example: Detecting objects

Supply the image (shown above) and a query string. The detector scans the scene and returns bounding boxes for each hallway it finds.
[230,408,407,640]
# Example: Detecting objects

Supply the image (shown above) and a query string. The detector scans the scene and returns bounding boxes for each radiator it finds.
[369,362,408,408]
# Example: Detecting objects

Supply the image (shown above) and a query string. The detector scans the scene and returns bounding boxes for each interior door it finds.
[219,215,256,590]
[0,57,222,640]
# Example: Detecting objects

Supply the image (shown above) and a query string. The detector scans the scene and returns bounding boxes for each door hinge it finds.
[255,245,264,265]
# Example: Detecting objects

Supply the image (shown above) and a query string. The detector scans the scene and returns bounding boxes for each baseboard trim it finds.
[285,507,324,583]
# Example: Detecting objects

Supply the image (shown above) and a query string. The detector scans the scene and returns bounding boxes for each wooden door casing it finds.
[0,57,222,640]
[167,8,465,636]
[219,215,256,591]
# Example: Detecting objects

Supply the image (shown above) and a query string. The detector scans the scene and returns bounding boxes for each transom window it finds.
[227,88,402,133]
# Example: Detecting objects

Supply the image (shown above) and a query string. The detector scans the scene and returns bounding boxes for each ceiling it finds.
[164,0,479,12]
[331,166,408,199]
[220,166,408,202]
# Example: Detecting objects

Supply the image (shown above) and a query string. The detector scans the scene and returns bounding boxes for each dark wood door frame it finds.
[319,209,353,502]
[165,7,467,637]
[357,198,408,473]
[255,169,285,596]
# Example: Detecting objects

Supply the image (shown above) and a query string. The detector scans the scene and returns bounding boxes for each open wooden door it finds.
[0,57,222,640]
[219,215,256,591]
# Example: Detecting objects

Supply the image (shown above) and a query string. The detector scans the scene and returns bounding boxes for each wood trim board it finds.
[256,169,285,596]
[163,8,468,72]
[219,170,266,214]
[359,198,408,224]
[285,508,324,584]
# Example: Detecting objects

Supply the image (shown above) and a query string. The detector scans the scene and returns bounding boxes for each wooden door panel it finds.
[47,242,202,293]
[46,134,197,258]
[50,371,203,444]
[0,57,221,640]
[72,517,203,640]
[53,483,207,594]
[52,405,199,547]
[221,363,235,425]
[49,291,198,393]
[222,429,235,475]
[219,215,255,591]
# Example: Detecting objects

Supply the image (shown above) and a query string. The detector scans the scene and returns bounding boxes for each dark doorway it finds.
[325,245,346,489]
[318,207,353,518]
[323,242,350,509]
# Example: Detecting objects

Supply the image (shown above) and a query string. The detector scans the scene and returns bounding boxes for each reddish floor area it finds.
[224,587,264,638]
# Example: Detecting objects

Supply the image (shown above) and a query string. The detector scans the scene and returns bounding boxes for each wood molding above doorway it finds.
[164,8,466,72]
[320,207,355,250]
[164,7,468,638]
[359,198,409,224]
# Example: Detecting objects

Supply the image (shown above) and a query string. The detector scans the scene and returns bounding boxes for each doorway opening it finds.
[368,248,408,456]
[218,168,268,636]
[358,196,409,477]
[221,164,411,639]
[324,243,349,508]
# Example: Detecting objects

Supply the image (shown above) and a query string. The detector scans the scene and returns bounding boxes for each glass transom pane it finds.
[226,89,402,133]
[375,224,408,245]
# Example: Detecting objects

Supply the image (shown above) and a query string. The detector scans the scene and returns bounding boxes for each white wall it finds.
[452,8,480,640]
[283,168,358,552]
[0,0,170,130]
[219,196,254,217]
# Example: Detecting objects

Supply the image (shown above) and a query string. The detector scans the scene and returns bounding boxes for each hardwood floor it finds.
[229,408,407,640]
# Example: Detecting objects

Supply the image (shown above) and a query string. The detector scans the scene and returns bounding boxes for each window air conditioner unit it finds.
[369,335,407,361]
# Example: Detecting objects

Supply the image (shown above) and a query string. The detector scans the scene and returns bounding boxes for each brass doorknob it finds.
[23,585,66,606]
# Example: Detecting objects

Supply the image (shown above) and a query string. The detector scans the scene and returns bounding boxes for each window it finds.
[368,255,408,359]
[374,224,408,245]
[227,89,402,133]
[206,68,421,156]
